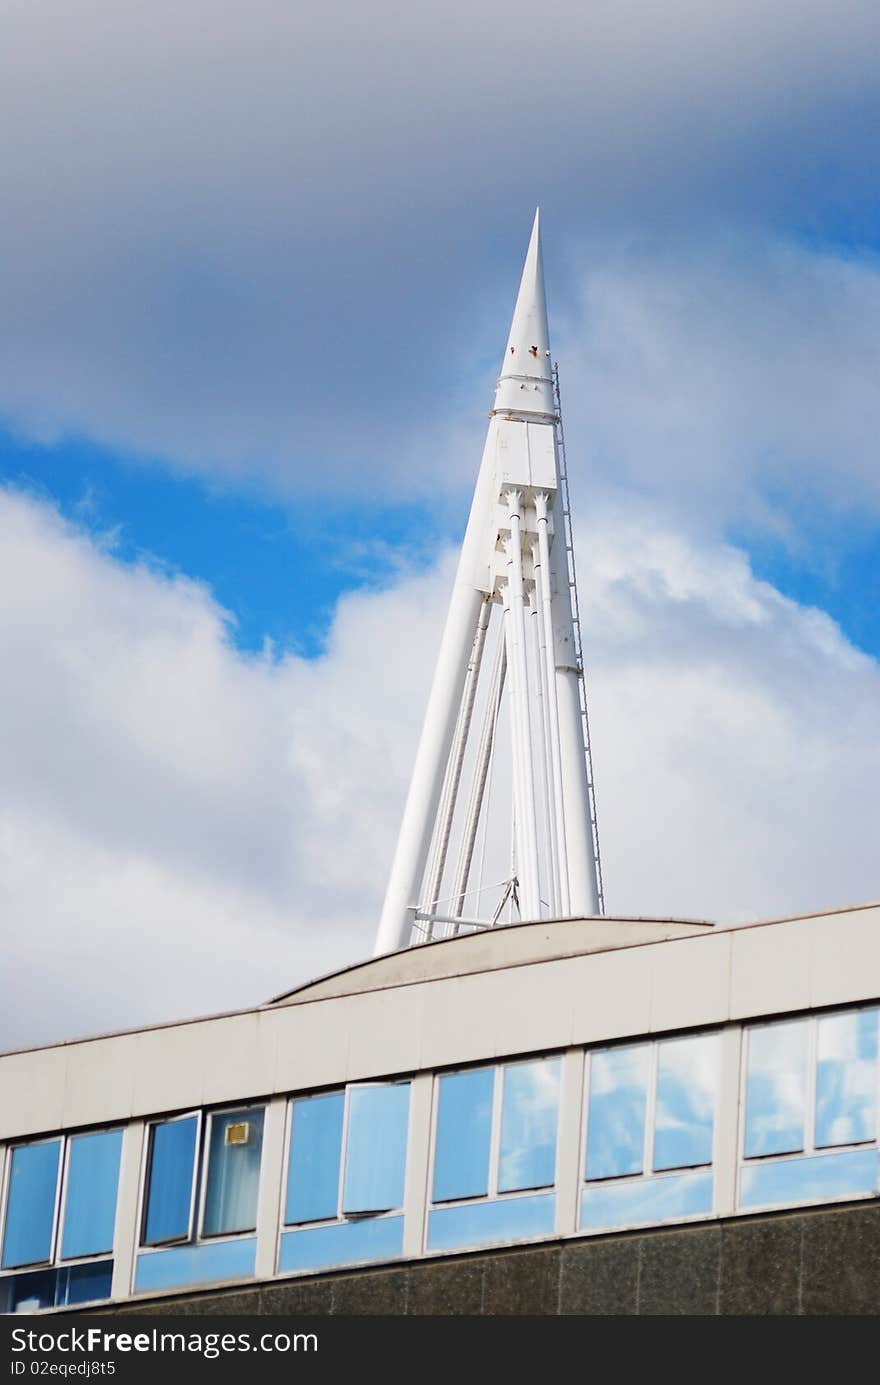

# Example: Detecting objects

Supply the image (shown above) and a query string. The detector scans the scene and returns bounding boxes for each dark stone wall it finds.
[103,1200,880,1317]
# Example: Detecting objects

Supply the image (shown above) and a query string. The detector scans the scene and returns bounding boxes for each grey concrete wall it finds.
[98,1200,880,1316]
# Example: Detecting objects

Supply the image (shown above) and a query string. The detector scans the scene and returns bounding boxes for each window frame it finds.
[580,1031,722,1217]
[583,1041,653,1185]
[196,1106,268,1240]
[137,1102,266,1256]
[737,1004,880,1214]
[0,1126,123,1302]
[55,1138,77,1265]
[0,1135,64,1274]
[138,1109,201,1249]
[427,1054,564,1220]
[281,1079,412,1233]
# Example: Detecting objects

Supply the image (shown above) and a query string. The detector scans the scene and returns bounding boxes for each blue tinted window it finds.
[498,1058,561,1193]
[427,1193,556,1253]
[203,1109,264,1237]
[134,1238,256,1293]
[279,1216,404,1274]
[61,1129,123,1261]
[2,1140,61,1269]
[60,1261,114,1307]
[740,1148,878,1210]
[1,1263,113,1310]
[286,1092,344,1224]
[581,1170,713,1232]
[815,1010,878,1150]
[143,1116,198,1245]
[433,1068,493,1203]
[586,1046,649,1180]
[343,1084,409,1214]
[744,1020,808,1158]
[0,1266,57,1313]
[653,1035,718,1171]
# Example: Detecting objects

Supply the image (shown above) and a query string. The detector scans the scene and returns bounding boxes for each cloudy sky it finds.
[1,0,879,1051]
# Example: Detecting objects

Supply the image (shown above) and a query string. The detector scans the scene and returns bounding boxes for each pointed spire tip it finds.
[491,208,554,416]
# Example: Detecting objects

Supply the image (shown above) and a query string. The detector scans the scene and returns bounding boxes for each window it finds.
[0,1128,122,1313]
[279,1081,411,1275]
[581,1033,719,1232]
[740,1007,879,1210]
[427,1057,561,1252]
[134,1106,264,1294]
[285,1083,410,1223]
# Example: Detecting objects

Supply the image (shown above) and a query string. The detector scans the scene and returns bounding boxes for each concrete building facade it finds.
[3,904,880,1314]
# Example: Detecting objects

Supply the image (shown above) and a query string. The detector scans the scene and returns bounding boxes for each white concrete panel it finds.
[254,1098,287,1281]
[419,973,503,1070]
[729,919,812,1021]
[111,1121,145,1301]
[420,959,576,1070]
[200,1012,278,1107]
[713,1025,743,1219]
[132,1022,210,1116]
[650,932,733,1034]
[809,907,880,1009]
[402,1073,433,1259]
[481,959,577,1060]
[569,944,654,1047]
[0,1045,66,1139]
[555,1048,586,1237]
[62,1032,139,1129]
[342,985,425,1083]
[269,1000,351,1096]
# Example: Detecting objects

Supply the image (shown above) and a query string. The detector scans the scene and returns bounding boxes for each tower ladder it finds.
[553,362,606,915]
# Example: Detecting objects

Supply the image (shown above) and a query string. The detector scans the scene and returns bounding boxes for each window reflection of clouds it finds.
[815,1010,878,1149]
[498,1059,561,1193]
[286,1092,344,1225]
[428,1193,556,1252]
[741,1148,878,1209]
[653,1035,718,1171]
[582,1170,713,1232]
[744,1020,808,1158]
[343,1084,410,1214]
[586,1046,649,1180]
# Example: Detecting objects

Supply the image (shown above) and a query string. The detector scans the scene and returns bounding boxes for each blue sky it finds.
[2,2,880,667]
[2,0,880,1047]
[0,429,448,657]
[735,511,880,659]
[4,418,880,661]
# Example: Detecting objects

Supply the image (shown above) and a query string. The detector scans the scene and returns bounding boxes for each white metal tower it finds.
[375,212,602,955]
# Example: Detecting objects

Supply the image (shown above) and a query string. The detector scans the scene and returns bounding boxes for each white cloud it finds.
[0,489,451,1048]
[1,1,880,502]
[580,494,880,921]
[556,240,880,532]
[1,486,878,1052]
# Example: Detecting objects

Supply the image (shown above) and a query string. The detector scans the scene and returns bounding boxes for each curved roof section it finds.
[270,914,714,1006]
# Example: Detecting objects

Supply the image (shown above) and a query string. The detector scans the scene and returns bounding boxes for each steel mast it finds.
[375,211,601,954]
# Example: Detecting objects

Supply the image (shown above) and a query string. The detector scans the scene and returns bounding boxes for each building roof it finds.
[3,901,880,1144]
[270,914,714,1005]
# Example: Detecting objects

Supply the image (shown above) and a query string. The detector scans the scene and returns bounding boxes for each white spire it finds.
[493,209,556,420]
[374,214,601,956]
